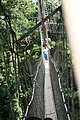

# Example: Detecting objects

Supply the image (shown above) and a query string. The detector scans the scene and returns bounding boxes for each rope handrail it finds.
[50,57,71,120]
[23,58,42,120]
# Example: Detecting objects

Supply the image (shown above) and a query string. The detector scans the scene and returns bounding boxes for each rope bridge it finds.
[0,1,80,120]
[22,56,71,120]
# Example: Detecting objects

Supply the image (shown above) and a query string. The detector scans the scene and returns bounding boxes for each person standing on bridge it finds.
[43,46,49,60]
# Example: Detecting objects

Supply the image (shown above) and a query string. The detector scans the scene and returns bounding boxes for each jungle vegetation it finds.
[0,0,80,119]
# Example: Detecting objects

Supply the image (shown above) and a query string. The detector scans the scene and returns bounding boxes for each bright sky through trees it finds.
[32,0,37,3]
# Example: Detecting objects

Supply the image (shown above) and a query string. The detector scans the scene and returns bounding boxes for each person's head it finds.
[25,116,42,120]
[44,118,53,120]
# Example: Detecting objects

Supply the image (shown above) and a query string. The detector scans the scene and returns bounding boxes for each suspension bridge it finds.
[19,2,67,119]
[19,1,69,119]
[21,0,80,119]
[17,1,79,120]
[23,54,71,120]
[1,0,80,120]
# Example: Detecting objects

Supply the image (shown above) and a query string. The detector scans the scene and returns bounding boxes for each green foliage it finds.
[0,81,11,119]
[1,0,38,38]
[12,98,22,119]
[51,29,80,119]
[48,38,55,49]
[32,44,41,59]
[0,0,39,119]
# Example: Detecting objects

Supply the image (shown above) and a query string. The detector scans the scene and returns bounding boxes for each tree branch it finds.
[17,5,61,41]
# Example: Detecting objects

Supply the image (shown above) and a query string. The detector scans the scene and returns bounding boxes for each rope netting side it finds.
[23,58,42,120]
[50,57,71,120]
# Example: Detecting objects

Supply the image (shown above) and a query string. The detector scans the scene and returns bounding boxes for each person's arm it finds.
[61,0,80,98]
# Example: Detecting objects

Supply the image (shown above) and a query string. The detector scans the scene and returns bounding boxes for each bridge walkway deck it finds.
[44,59,57,120]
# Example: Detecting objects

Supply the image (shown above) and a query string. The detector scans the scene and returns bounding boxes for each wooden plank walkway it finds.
[44,59,58,120]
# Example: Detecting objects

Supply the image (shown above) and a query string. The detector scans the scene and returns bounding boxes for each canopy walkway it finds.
[23,56,70,120]
[1,0,80,120]
[24,1,71,119]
